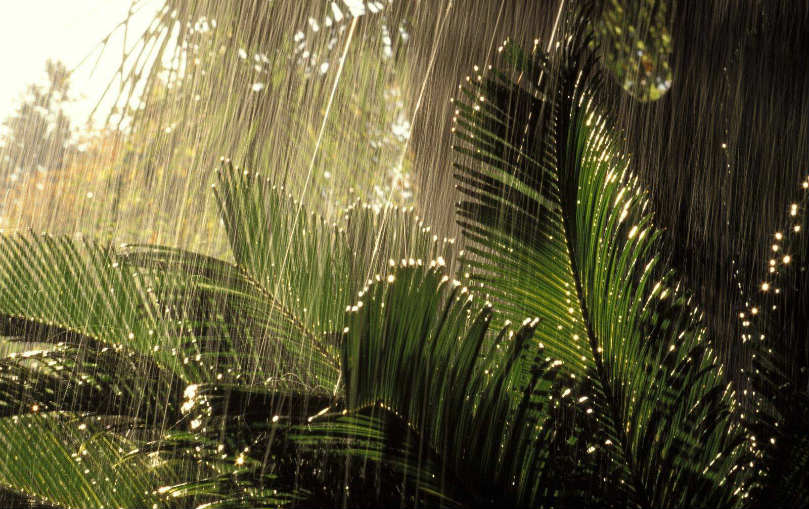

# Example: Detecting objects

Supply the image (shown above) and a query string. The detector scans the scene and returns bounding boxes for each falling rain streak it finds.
[0,1,806,508]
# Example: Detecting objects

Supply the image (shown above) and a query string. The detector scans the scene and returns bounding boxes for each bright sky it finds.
[0,0,162,127]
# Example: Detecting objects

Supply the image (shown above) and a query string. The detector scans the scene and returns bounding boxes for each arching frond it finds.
[452,26,749,507]
[298,262,592,507]
[0,344,180,423]
[0,412,176,509]
[121,244,340,392]
[0,234,206,382]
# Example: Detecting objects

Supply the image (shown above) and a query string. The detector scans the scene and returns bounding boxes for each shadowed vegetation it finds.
[0,1,806,508]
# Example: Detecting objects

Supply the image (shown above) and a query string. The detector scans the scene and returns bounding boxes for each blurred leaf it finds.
[596,0,673,101]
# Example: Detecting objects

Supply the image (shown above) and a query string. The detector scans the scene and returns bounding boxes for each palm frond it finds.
[126,386,335,508]
[211,161,453,391]
[452,20,749,507]
[342,201,456,282]
[121,244,340,392]
[300,261,596,507]
[0,344,180,424]
[0,412,175,508]
[130,261,568,507]
[214,163,351,382]
[0,233,227,383]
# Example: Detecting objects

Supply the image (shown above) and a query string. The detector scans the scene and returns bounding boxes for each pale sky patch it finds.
[0,0,162,128]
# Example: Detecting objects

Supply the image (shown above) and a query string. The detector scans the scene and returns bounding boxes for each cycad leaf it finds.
[0,344,180,426]
[342,202,455,282]
[0,412,175,508]
[212,162,456,391]
[130,387,330,508]
[0,233,208,382]
[214,162,354,348]
[121,244,340,392]
[453,26,748,507]
[335,261,591,506]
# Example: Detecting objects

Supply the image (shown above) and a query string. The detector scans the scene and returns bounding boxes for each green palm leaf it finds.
[24,164,462,508]
[0,233,215,382]
[0,412,176,508]
[130,386,333,508]
[342,201,455,281]
[452,22,749,507]
[0,323,184,507]
[210,161,455,391]
[121,244,340,392]
[0,344,180,424]
[294,261,596,507]
[214,162,354,350]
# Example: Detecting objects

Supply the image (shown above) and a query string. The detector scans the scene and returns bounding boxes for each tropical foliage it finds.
[0,4,806,509]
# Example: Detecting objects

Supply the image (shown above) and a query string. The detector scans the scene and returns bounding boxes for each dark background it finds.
[390,0,808,392]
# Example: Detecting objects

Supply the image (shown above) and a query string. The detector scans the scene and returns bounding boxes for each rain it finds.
[0,1,806,507]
